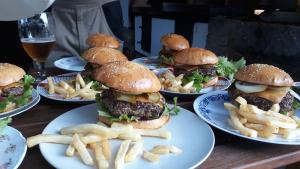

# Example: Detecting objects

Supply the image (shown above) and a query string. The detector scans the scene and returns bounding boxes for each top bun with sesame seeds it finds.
[234,64,294,87]
[92,61,161,94]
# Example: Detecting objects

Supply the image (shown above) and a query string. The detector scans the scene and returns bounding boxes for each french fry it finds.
[72,134,94,165]
[81,134,103,144]
[150,145,170,154]
[66,144,75,157]
[292,116,300,127]
[47,77,55,94]
[118,132,142,141]
[270,104,280,113]
[27,134,72,148]
[75,81,80,90]
[79,92,96,99]
[77,73,86,88]
[169,145,182,154]
[257,130,275,139]
[90,142,109,169]
[135,129,171,139]
[235,96,247,105]
[115,140,131,169]
[54,86,68,95]
[101,139,111,160]
[59,81,75,94]
[244,123,279,133]
[143,151,160,162]
[60,124,110,137]
[125,140,143,162]
[66,81,93,98]
[228,107,258,138]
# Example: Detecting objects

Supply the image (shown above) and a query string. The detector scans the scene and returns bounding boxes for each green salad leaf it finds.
[0,117,12,133]
[293,99,300,110]
[84,77,103,90]
[182,71,211,92]
[158,54,174,65]
[163,97,180,116]
[216,56,246,79]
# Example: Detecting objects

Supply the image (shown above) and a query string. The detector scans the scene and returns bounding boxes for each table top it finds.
[12,69,300,169]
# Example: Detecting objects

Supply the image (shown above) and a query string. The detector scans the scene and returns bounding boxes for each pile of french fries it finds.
[225,96,300,139]
[27,122,182,169]
[159,70,196,93]
[47,74,101,100]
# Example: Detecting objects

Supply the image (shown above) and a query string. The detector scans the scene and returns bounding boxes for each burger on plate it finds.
[86,33,120,49]
[93,61,176,129]
[0,63,35,112]
[158,33,190,65]
[228,64,297,115]
[173,48,219,91]
[82,47,128,75]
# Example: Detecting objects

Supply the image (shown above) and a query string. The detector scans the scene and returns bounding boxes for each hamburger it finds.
[228,64,297,115]
[158,34,190,65]
[0,63,35,112]
[82,47,128,75]
[93,61,171,129]
[173,48,219,91]
[86,33,120,49]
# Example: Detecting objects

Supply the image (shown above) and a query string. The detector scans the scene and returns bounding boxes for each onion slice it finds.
[235,81,267,93]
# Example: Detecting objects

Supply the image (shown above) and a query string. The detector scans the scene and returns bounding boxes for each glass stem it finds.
[35,61,46,80]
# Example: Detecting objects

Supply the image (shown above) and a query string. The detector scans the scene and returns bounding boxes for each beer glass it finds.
[18,12,56,82]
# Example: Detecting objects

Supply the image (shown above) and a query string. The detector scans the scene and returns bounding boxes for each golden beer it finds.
[21,38,55,63]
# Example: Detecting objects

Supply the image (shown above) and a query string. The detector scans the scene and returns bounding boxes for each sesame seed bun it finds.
[82,47,128,66]
[174,48,218,65]
[160,34,190,51]
[0,63,25,86]
[86,33,120,48]
[235,64,294,86]
[99,114,169,129]
[93,61,161,94]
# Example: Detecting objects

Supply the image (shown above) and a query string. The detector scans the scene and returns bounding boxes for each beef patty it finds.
[228,85,294,112]
[174,65,217,77]
[101,90,165,120]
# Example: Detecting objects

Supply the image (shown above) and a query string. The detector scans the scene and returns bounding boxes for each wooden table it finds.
[12,69,300,169]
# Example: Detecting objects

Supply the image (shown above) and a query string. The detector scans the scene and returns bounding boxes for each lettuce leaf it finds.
[182,71,211,92]
[216,57,246,79]
[158,54,174,65]
[0,117,12,133]
[293,99,300,110]
[84,76,103,90]
[162,97,180,116]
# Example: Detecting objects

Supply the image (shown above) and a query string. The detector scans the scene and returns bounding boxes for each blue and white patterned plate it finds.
[0,89,40,119]
[0,126,27,169]
[54,57,86,72]
[37,73,95,102]
[193,90,300,145]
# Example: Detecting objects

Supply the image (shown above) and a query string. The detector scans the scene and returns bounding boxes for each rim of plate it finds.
[193,90,300,145]
[0,89,40,119]
[36,73,95,102]
[1,126,27,169]
[39,103,215,169]
[54,57,86,72]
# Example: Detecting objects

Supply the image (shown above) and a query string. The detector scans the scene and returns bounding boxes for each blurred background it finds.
[0,0,300,80]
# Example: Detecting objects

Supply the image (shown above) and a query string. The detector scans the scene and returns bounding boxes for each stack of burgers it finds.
[159,33,219,91]
[82,33,128,75]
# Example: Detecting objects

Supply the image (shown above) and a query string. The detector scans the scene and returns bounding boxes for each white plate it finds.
[0,0,54,21]
[153,68,231,97]
[37,73,95,102]
[0,89,40,119]
[132,56,165,70]
[0,126,27,169]
[193,90,300,145]
[54,57,87,72]
[40,103,215,169]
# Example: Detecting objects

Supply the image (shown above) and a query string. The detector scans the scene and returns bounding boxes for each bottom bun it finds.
[203,76,218,88]
[99,115,170,129]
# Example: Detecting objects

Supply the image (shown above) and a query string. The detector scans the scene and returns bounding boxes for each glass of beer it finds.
[18,12,55,82]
